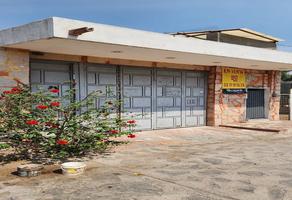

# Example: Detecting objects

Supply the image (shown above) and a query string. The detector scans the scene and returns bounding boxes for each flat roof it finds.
[0,17,292,71]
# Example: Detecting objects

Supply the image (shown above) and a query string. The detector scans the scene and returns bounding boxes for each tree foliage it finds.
[282,71,292,82]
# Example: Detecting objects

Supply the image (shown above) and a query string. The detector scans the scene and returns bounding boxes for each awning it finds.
[1,17,292,71]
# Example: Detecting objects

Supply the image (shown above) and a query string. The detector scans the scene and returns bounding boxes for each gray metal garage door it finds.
[30,61,207,130]
[121,67,207,130]
[80,63,117,108]
[30,61,72,96]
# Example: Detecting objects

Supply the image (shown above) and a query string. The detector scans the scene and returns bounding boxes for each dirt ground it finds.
[1,126,292,200]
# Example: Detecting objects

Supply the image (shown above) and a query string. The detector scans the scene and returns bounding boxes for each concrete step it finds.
[220,120,292,134]
[219,124,282,133]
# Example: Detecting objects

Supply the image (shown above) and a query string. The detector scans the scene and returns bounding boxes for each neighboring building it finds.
[1,17,292,130]
[172,28,282,49]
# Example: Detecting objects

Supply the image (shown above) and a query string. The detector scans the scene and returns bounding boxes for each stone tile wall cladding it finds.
[207,66,281,126]
[0,48,29,91]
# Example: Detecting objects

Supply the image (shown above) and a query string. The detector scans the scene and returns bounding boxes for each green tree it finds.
[282,71,292,82]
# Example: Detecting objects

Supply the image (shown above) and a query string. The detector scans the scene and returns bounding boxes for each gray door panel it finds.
[30,62,72,97]
[185,72,206,126]
[121,67,153,130]
[84,63,117,108]
[156,70,182,129]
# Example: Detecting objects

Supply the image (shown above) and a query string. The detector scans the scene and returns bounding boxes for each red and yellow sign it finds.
[222,67,246,89]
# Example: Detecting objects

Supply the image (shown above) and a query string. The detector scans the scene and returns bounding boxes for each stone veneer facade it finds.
[0,48,281,127]
[0,48,29,91]
[207,66,281,126]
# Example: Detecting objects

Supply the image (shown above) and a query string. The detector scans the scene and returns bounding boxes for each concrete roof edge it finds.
[0,18,54,47]
[50,18,292,63]
[51,17,173,39]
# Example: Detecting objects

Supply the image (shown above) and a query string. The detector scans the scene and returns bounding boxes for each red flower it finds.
[127,120,136,124]
[49,88,59,93]
[57,139,68,145]
[2,87,21,95]
[127,134,136,138]
[36,105,48,110]
[3,90,12,95]
[11,87,21,94]
[0,96,4,100]
[110,130,119,134]
[26,120,38,125]
[50,101,60,107]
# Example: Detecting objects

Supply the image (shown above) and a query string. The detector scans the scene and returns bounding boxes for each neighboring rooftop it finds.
[172,28,284,49]
[172,28,284,42]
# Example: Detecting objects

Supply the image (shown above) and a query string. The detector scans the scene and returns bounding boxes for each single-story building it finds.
[1,17,292,130]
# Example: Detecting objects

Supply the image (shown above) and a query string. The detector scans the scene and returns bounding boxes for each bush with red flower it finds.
[26,120,39,125]
[0,83,136,161]
[50,101,60,107]
[56,139,69,145]
[49,88,59,93]
[36,105,48,110]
